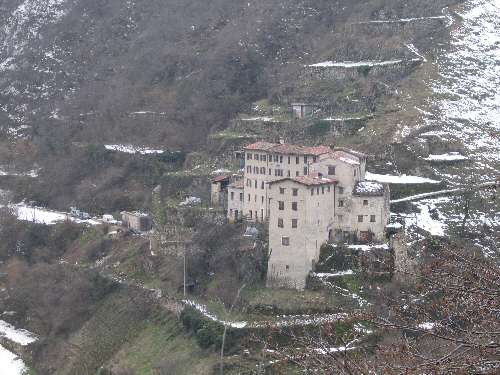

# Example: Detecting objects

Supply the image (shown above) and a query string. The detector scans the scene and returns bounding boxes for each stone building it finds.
[291,103,318,119]
[227,179,244,222]
[211,175,231,208]
[121,211,152,232]
[226,141,390,289]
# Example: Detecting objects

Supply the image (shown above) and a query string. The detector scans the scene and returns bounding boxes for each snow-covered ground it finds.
[366,172,440,184]
[0,319,37,375]
[11,204,101,226]
[307,58,420,68]
[399,0,500,252]
[104,144,164,155]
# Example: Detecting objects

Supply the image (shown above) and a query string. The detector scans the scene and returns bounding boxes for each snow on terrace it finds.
[104,144,164,155]
[0,319,37,375]
[12,204,100,225]
[423,152,469,162]
[306,59,420,68]
[183,300,348,329]
[365,172,440,184]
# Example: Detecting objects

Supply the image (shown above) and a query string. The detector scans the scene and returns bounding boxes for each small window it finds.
[304,156,308,163]
[254,153,259,160]
[246,166,251,173]
[248,194,251,202]
[363,200,369,206]
[338,200,344,207]
[249,210,252,218]
[239,193,243,201]
[261,196,264,203]
[269,168,272,175]
[287,170,291,177]
[274,155,279,162]
[254,195,257,202]
[280,188,285,194]
[339,187,344,194]
[278,218,284,228]
[255,180,257,188]
[279,156,283,163]
[261,155,266,162]
[370,215,376,223]
[292,188,298,196]
[291,202,298,211]
[311,189,314,196]
[288,156,291,164]
[303,166,308,175]
[358,215,364,223]
[328,166,336,175]
[230,192,234,200]
[285,265,290,271]
[278,201,285,210]
[322,187,325,194]
[296,156,300,164]
[261,181,265,189]
[282,237,290,246]
[247,153,252,160]
[260,167,265,174]
[292,219,298,228]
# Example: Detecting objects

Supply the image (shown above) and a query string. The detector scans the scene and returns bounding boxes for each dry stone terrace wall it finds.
[302,59,422,82]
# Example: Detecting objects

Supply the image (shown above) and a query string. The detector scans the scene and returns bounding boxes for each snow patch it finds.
[366,172,440,184]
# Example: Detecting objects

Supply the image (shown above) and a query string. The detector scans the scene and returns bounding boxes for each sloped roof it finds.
[244,142,332,156]
[353,181,385,196]
[269,174,337,187]
[212,175,230,183]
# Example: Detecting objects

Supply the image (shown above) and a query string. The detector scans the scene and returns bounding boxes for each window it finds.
[248,194,251,201]
[261,181,265,189]
[363,200,369,206]
[292,188,298,196]
[255,180,257,188]
[311,189,314,196]
[279,156,283,163]
[286,265,290,271]
[339,187,344,194]
[269,168,272,175]
[246,166,251,173]
[278,201,285,210]
[254,153,259,160]
[328,166,336,175]
[317,187,320,195]
[249,210,252,218]
[239,193,243,201]
[292,219,298,228]
[260,167,265,174]
[261,196,264,203]
[288,156,291,164]
[358,215,364,223]
[253,166,258,174]
[296,156,300,164]
[261,155,266,162]
[370,215,376,223]
[338,200,344,207]
[304,156,308,163]
[280,187,285,194]
[247,153,252,160]
[230,192,234,200]
[322,187,325,194]
[313,156,317,162]
[274,155,279,162]
[254,195,257,202]
[291,202,298,211]
[303,166,308,175]
[278,218,284,228]
[282,237,290,246]
[287,170,291,177]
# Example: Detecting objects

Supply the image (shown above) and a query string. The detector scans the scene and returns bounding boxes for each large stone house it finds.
[225,141,390,289]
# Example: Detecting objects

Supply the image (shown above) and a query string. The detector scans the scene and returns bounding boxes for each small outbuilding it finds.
[291,103,319,120]
[211,175,231,208]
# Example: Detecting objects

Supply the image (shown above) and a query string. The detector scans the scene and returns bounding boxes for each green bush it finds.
[307,120,330,136]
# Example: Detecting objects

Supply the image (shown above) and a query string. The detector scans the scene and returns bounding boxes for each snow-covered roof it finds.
[353,181,385,196]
